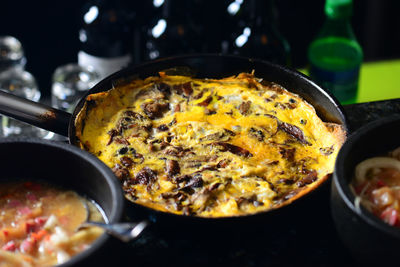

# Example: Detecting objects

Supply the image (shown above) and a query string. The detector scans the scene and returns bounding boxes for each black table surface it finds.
[112,98,400,267]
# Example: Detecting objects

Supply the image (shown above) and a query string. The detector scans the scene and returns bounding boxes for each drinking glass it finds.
[51,63,99,113]
[0,36,46,138]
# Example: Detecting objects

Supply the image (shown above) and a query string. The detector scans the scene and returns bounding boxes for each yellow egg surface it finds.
[75,72,345,217]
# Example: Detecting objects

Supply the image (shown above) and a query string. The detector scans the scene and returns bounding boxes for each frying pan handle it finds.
[0,90,71,137]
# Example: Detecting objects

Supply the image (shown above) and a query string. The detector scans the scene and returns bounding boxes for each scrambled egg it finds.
[75,73,345,217]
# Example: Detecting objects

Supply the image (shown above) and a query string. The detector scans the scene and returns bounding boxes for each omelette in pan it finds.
[75,72,345,217]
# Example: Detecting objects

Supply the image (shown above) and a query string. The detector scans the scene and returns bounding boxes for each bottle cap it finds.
[325,0,352,19]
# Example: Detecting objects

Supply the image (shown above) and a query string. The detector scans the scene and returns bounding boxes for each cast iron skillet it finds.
[331,115,400,265]
[0,138,125,266]
[0,54,348,233]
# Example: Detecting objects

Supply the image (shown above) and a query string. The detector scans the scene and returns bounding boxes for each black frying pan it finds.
[0,54,348,234]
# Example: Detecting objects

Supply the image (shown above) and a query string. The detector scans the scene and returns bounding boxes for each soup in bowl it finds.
[0,139,124,267]
[332,115,400,265]
[0,181,105,267]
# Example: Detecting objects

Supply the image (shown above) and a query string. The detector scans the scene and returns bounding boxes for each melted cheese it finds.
[75,73,345,217]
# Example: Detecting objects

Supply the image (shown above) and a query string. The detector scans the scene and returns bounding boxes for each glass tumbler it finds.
[0,36,26,71]
[51,63,99,113]
[0,36,46,137]
[0,68,42,137]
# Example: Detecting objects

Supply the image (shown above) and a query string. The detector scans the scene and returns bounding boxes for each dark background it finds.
[0,0,399,97]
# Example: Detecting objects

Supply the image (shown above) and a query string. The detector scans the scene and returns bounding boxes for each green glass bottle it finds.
[308,0,363,104]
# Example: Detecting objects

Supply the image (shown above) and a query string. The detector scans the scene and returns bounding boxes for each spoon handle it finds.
[82,220,149,242]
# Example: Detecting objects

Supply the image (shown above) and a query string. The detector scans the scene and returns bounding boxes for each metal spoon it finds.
[80,200,149,242]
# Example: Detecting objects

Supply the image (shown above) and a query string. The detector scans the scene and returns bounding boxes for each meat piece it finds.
[186,173,204,188]
[166,159,180,178]
[261,80,274,87]
[275,101,297,110]
[112,164,130,180]
[269,84,285,94]
[296,170,318,187]
[162,192,188,210]
[208,182,222,191]
[114,110,153,138]
[134,167,157,185]
[200,129,235,142]
[275,188,302,204]
[136,83,169,100]
[107,129,119,145]
[114,137,130,145]
[174,174,204,194]
[174,174,192,184]
[264,160,279,165]
[239,101,251,115]
[125,112,151,127]
[193,91,203,99]
[200,132,229,142]
[133,153,144,164]
[212,142,253,157]
[197,164,218,172]
[181,155,215,169]
[164,146,192,157]
[161,191,186,202]
[217,159,230,168]
[141,101,169,119]
[278,121,310,145]
[277,178,296,185]
[120,156,134,167]
[174,82,193,97]
[149,143,156,152]
[124,110,143,119]
[174,103,181,112]
[247,78,259,90]
[123,186,137,200]
[279,147,296,162]
[156,82,171,95]
[160,141,170,150]
[180,187,195,195]
[197,96,212,107]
